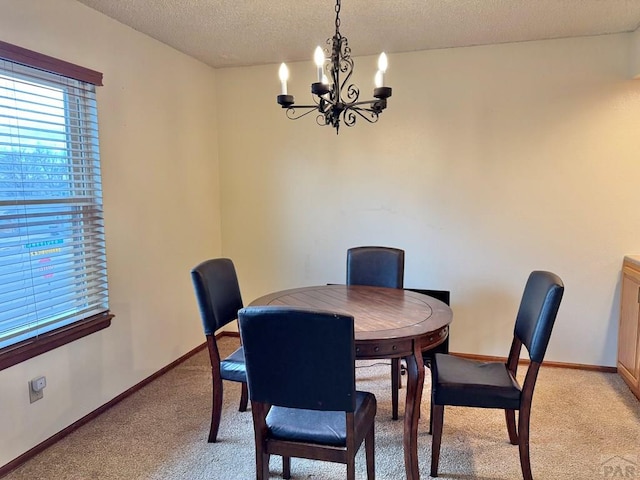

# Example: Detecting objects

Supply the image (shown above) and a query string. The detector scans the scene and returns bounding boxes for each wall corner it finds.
[630,27,640,79]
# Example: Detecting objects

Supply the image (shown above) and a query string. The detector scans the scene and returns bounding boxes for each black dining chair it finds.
[346,246,405,420]
[347,246,404,289]
[191,258,248,443]
[429,271,564,480]
[238,306,377,480]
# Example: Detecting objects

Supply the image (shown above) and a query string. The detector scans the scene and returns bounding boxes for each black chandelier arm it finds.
[284,105,325,120]
[347,99,387,110]
[347,99,377,107]
[343,105,380,125]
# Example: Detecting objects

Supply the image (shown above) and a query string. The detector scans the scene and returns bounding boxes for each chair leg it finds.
[282,456,291,479]
[505,409,518,445]
[428,398,434,435]
[518,407,533,480]
[252,403,270,480]
[208,375,223,443]
[365,423,376,480]
[430,404,445,478]
[346,456,356,480]
[391,359,400,420]
[256,451,270,480]
[239,382,249,412]
[426,361,433,434]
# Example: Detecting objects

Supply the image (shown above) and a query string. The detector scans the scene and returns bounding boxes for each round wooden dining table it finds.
[249,284,453,480]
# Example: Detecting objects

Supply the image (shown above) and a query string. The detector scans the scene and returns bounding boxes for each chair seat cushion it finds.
[266,391,376,446]
[220,346,246,383]
[433,354,521,410]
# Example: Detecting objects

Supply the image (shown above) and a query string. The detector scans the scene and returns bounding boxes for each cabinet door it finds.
[619,267,640,388]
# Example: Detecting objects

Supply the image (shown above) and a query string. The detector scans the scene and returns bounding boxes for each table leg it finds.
[403,341,425,480]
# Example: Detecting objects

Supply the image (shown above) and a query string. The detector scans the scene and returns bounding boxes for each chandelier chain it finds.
[335,0,341,34]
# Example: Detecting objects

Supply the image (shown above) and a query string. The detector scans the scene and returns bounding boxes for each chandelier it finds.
[276,0,392,134]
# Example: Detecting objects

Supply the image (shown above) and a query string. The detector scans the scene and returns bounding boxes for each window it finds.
[0,41,112,370]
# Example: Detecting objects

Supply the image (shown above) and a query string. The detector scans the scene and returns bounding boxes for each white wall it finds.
[0,0,221,467]
[217,33,640,368]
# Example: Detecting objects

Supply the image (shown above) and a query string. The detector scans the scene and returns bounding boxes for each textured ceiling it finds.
[76,0,640,69]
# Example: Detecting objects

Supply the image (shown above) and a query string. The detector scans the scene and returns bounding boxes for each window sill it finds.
[0,312,114,371]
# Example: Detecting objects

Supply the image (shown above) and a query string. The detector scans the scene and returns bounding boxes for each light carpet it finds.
[4,336,640,480]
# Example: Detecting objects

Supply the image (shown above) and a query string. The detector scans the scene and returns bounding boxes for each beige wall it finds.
[0,0,221,466]
[217,33,640,369]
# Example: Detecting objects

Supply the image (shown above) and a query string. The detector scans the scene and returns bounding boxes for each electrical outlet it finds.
[29,376,46,403]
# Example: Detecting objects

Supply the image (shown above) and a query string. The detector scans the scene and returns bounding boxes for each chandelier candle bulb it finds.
[377,52,388,85]
[374,70,383,88]
[373,52,391,100]
[278,63,289,95]
[314,46,324,82]
[277,63,294,107]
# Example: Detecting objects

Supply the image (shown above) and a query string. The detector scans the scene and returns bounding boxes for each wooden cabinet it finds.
[619,256,640,400]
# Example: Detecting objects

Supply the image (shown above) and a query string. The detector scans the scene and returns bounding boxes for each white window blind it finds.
[0,58,109,350]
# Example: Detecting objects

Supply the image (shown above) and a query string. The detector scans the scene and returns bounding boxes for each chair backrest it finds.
[238,306,356,412]
[346,246,405,289]
[513,270,564,363]
[191,258,244,335]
